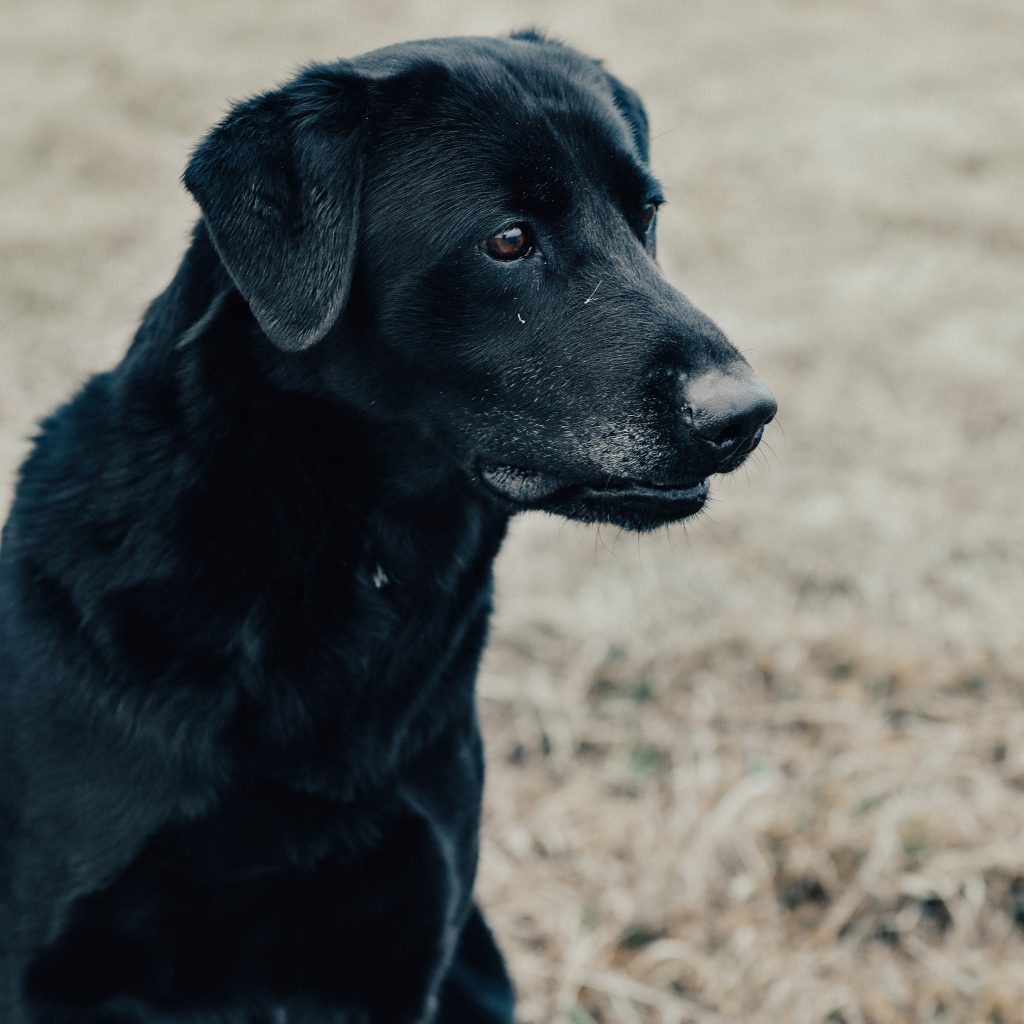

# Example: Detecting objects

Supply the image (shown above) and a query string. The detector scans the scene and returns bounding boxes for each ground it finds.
[1,1,1022,1021]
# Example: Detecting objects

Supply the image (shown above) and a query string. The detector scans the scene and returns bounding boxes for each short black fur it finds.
[0,32,773,1023]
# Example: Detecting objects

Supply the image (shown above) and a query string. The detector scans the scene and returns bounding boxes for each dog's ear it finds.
[183,69,366,352]
[605,74,650,164]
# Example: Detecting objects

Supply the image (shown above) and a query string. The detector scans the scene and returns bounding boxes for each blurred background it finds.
[2,1,1022,1021]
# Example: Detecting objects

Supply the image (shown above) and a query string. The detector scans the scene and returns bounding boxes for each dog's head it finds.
[184,33,775,532]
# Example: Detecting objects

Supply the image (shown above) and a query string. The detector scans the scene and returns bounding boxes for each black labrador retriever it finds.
[0,31,775,1024]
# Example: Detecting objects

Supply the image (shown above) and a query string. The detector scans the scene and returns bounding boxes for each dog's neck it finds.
[0,220,507,786]
[16,224,512,792]
[122,223,508,549]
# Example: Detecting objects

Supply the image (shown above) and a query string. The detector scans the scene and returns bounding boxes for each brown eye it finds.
[640,203,658,235]
[481,224,534,261]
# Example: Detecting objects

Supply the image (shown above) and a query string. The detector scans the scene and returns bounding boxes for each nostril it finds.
[707,419,752,448]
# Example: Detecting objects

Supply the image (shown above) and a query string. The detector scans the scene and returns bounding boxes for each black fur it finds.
[0,33,772,1023]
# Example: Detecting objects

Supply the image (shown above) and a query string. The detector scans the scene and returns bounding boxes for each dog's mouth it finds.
[479,463,709,521]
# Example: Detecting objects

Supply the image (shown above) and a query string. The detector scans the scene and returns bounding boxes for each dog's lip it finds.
[479,463,708,508]
[478,464,567,504]
[579,477,708,503]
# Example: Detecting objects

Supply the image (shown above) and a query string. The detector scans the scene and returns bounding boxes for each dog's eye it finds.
[640,203,658,237]
[481,224,534,262]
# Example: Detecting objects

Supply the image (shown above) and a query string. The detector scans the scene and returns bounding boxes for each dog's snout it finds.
[682,369,777,459]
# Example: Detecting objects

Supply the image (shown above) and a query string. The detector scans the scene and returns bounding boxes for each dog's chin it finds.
[479,464,709,533]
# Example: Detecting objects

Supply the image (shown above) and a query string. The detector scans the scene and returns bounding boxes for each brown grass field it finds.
[2,1,1022,1021]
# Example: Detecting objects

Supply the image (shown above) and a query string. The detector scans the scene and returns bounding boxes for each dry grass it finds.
[2,1,1022,1021]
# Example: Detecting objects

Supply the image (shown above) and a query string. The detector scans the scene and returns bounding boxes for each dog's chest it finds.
[218,510,501,791]
[29,732,483,1017]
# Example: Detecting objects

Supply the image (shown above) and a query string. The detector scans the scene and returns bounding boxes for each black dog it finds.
[0,31,775,1023]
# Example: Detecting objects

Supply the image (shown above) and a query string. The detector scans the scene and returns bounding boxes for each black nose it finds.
[682,369,777,463]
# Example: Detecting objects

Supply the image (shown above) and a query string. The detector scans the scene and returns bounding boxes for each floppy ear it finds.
[605,74,650,164]
[183,70,365,352]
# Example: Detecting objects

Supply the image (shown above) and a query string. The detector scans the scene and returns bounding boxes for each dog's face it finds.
[185,34,775,532]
